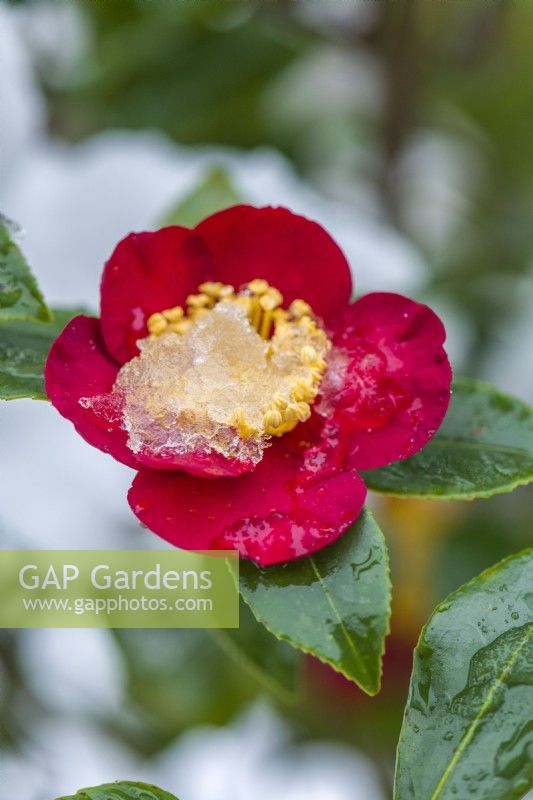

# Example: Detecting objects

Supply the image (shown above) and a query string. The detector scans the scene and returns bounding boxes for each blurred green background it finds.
[1,1,532,798]
[41,0,533,371]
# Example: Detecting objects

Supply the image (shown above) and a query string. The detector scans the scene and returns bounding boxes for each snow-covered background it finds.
[1,2,532,798]
[0,4,397,797]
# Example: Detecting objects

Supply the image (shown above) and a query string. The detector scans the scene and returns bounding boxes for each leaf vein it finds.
[308,555,370,684]
[430,623,533,799]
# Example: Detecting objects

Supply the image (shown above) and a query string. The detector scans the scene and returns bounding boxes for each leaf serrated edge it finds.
[238,509,392,696]
[308,554,373,687]
[0,224,52,323]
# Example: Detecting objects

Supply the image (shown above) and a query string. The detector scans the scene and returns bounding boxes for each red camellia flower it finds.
[45,206,452,566]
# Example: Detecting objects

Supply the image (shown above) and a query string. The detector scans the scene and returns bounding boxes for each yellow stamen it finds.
[230,408,259,439]
[188,307,210,321]
[199,281,223,295]
[233,295,252,315]
[273,308,289,325]
[169,319,191,334]
[247,278,270,295]
[298,315,317,334]
[263,409,283,432]
[147,312,167,335]
[301,345,317,365]
[259,289,282,339]
[295,401,312,422]
[284,403,300,423]
[186,293,212,309]
[291,378,317,403]
[310,367,325,385]
[260,288,283,310]
[162,306,184,322]
[250,296,261,331]
[272,393,288,410]
[290,299,312,318]
[134,279,332,453]
[199,282,234,300]
[259,309,273,340]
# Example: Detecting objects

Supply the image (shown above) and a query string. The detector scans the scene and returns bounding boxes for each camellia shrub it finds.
[1,174,532,800]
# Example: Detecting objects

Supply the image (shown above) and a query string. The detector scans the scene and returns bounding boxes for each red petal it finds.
[128,435,366,566]
[133,448,256,478]
[44,315,140,469]
[195,206,352,324]
[45,316,255,476]
[100,226,213,364]
[330,293,452,470]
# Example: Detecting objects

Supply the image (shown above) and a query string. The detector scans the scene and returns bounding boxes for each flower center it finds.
[112,280,330,464]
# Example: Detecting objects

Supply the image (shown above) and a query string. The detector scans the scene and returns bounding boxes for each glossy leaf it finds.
[362,377,533,499]
[0,308,85,400]
[239,508,391,695]
[395,549,533,800]
[56,782,178,800]
[160,167,242,227]
[211,598,301,704]
[0,220,51,322]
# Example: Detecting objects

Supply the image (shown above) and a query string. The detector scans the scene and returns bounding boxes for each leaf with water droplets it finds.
[159,167,242,228]
[362,377,533,500]
[0,308,87,400]
[56,782,179,800]
[394,548,533,800]
[0,220,51,322]
[239,508,391,695]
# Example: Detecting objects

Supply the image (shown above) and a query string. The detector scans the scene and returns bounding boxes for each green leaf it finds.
[362,377,533,500]
[211,598,301,704]
[160,167,242,227]
[0,220,51,322]
[0,308,86,400]
[238,508,391,695]
[56,782,178,800]
[394,549,533,800]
